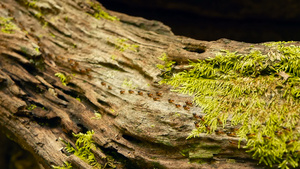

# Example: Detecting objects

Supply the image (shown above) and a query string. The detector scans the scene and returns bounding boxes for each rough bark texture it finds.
[0,0,268,168]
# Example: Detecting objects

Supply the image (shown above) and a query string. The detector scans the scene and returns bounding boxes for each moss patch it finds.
[0,17,17,34]
[189,143,221,159]
[159,42,300,168]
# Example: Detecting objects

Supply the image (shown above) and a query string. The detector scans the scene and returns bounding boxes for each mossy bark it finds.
[0,0,268,168]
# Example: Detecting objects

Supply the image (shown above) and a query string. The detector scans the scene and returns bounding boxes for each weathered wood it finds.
[0,0,266,168]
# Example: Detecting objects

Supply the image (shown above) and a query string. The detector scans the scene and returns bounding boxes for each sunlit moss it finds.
[156,52,176,79]
[55,73,72,86]
[61,130,102,168]
[159,42,300,168]
[87,0,119,21]
[114,38,139,52]
[0,17,17,34]
[59,131,116,169]
[52,162,72,169]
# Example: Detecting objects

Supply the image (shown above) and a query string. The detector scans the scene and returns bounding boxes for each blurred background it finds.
[101,0,300,43]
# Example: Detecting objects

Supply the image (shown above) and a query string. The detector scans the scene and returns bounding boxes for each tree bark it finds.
[0,0,266,168]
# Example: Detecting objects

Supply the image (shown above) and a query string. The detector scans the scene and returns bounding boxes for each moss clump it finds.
[52,162,72,169]
[156,52,176,79]
[114,38,139,52]
[159,42,300,168]
[55,73,72,86]
[188,144,221,159]
[61,130,102,168]
[60,130,116,169]
[0,17,17,34]
[87,0,119,21]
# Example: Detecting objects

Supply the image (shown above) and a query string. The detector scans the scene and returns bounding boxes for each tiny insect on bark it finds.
[226,132,236,137]
[246,133,256,138]
[275,130,283,136]
[217,118,223,125]
[282,126,291,132]
[183,105,190,110]
[70,63,77,70]
[199,115,205,122]
[68,58,75,63]
[101,82,106,86]
[87,74,93,79]
[205,124,210,131]
[138,91,143,96]
[79,68,86,74]
[86,68,92,73]
[185,101,193,106]
[128,90,134,94]
[168,99,174,103]
[192,113,200,119]
[175,104,181,108]
[262,135,271,139]
[108,86,112,90]
[286,140,296,145]
[215,129,225,135]
[120,90,125,94]
[229,140,238,146]
[194,121,200,128]
[153,97,160,101]
[147,93,153,97]
[156,91,163,96]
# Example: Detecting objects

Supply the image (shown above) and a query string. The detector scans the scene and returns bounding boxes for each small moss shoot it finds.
[52,162,72,169]
[114,38,139,52]
[25,0,38,8]
[61,130,102,168]
[122,78,137,89]
[87,0,119,21]
[91,110,102,120]
[27,104,37,110]
[156,52,176,79]
[159,42,300,168]
[0,17,17,34]
[55,73,72,86]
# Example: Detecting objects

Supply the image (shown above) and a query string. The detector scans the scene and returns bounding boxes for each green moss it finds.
[184,143,221,159]
[156,53,176,79]
[61,130,102,168]
[122,78,138,89]
[27,104,37,110]
[52,162,72,169]
[0,17,17,34]
[156,136,173,147]
[87,0,119,21]
[55,73,72,86]
[25,0,38,8]
[159,42,300,168]
[60,131,116,169]
[114,38,139,52]
[91,110,102,120]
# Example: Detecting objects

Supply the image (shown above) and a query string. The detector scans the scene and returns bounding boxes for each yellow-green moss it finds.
[114,38,139,52]
[59,131,116,169]
[87,0,119,21]
[159,42,300,168]
[55,73,72,86]
[61,130,102,168]
[188,144,221,159]
[0,17,17,34]
[52,162,72,169]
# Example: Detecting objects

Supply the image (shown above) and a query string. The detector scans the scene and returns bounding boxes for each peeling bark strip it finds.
[0,0,268,168]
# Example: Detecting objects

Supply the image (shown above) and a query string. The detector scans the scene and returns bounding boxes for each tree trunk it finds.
[0,0,265,168]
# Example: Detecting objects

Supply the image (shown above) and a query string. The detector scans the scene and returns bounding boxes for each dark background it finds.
[101,0,300,43]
